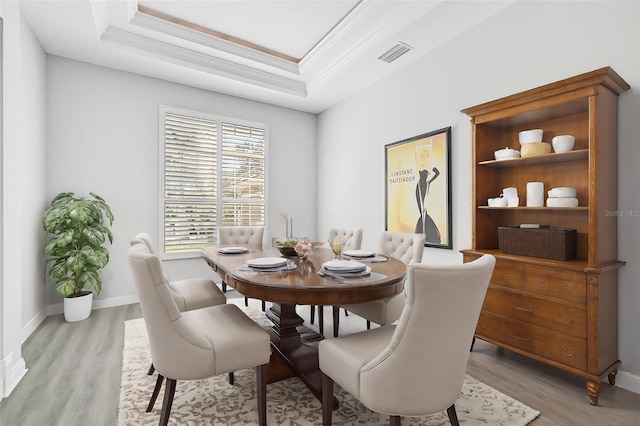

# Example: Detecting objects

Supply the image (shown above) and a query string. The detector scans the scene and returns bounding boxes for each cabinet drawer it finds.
[485,288,586,338]
[476,311,587,371]
[492,260,586,303]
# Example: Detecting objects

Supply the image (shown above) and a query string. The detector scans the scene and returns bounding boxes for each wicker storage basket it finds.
[498,226,577,260]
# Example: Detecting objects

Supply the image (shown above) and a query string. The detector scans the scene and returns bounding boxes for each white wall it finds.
[317,1,640,392]
[0,0,47,397]
[45,57,317,309]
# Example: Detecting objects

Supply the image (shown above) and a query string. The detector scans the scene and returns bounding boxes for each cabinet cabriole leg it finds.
[608,369,617,385]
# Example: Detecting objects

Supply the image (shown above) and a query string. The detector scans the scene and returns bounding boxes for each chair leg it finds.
[332,306,340,337]
[159,378,177,426]
[366,320,371,330]
[256,364,267,426]
[228,372,234,385]
[261,300,266,312]
[245,297,249,307]
[222,280,227,292]
[146,374,164,412]
[390,415,401,426]
[310,305,316,324]
[344,308,349,316]
[470,337,476,352]
[147,363,155,375]
[322,373,334,426]
[318,306,324,336]
[446,404,459,426]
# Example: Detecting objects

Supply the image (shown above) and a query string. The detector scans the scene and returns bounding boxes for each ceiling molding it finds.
[300,0,442,91]
[101,26,307,97]
[129,9,301,76]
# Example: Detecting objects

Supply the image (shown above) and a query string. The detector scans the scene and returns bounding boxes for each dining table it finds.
[201,245,407,408]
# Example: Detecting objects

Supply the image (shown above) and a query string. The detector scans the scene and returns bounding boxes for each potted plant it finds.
[43,192,114,322]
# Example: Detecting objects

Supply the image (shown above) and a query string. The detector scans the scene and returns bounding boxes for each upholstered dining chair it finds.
[338,231,425,335]
[217,226,265,310]
[310,228,363,336]
[319,254,496,426]
[128,242,271,426]
[130,233,227,375]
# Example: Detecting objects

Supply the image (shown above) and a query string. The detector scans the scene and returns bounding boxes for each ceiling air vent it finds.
[378,42,414,63]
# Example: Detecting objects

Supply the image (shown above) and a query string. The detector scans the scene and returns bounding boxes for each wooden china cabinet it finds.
[460,67,629,405]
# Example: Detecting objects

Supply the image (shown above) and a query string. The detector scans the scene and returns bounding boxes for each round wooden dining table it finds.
[201,246,407,407]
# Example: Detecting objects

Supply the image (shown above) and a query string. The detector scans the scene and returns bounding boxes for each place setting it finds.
[341,249,389,263]
[318,259,372,281]
[239,256,297,273]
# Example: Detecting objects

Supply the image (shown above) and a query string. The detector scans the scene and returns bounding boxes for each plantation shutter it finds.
[161,107,266,256]
[220,122,265,226]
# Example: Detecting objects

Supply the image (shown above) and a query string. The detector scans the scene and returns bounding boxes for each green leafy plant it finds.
[43,192,114,298]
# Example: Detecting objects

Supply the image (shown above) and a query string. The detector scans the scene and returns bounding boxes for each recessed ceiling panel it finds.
[138,0,359,60]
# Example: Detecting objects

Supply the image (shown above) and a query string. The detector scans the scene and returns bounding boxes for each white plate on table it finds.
[343,249,375,258]
[217,246,249,254]
[323,260,367,272]
[246,257,288,269]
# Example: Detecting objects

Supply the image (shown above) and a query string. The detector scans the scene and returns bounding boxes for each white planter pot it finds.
[63,292,93,322]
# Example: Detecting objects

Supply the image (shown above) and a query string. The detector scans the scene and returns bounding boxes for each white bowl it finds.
[548,187,576,198]
[494,147,520,160]
[547,197,579,207]
[519,129,543,144]
[488,197,507,207]
[552,135,575,153]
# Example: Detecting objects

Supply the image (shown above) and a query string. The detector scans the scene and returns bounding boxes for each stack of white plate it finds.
[321,260,370,276]
[217,246,249,254]
[246,257,288,270]
[547,187,578,207]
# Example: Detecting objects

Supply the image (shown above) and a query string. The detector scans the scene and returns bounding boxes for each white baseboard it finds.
[45,294,140,317]
[616,370,640,395]
[21,310,47,344]
[0,352,28,399]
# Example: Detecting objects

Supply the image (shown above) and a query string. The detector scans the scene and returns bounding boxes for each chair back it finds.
[127,242,218,379]
[327,228,363,250]
[131,232,156,254]
[378,231,425,264]
[218,226,264,246]
[359,255,496,415]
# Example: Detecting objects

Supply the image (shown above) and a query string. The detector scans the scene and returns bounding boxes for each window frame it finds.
[158,105,269,259]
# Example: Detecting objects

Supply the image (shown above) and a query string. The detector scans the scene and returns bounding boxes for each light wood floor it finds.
[1,294,639,426]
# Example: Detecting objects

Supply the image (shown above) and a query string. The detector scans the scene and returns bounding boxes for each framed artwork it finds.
[385,127,452,249]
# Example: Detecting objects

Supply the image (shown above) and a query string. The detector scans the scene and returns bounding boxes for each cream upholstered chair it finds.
[128,242,271,426]
[217,226,265,310]
[130,233,227,375]
[131,233,226,312]
[319,255,496,426]
[311,228,363,336]
[339,231,425,334]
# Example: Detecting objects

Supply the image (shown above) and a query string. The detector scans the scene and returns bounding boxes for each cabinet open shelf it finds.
[479,149,588,167]
[478,206,589,211]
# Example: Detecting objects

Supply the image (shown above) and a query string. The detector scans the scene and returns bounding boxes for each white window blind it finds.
[161,107,266,256]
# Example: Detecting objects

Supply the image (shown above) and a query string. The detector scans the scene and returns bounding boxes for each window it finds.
[160,106,266,257]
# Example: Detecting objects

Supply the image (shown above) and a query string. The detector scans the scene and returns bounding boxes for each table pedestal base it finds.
[265,303,338,409]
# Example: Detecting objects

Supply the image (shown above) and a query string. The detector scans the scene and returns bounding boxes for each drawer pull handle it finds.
[509,331,534,343]
[502,275,508,281]
[561,315,574,324]
[511,304,534,313]
[538,281,545,288]
[562,285,574,293]
[563,348,576,357]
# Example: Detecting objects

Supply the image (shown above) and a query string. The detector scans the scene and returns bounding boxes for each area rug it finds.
[118,310,540,425]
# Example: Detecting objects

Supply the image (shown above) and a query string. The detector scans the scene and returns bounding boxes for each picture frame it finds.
[384,127,452,249]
